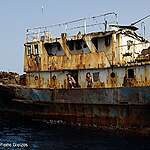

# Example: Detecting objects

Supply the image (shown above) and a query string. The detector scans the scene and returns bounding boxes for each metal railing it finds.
[25,12,118,42]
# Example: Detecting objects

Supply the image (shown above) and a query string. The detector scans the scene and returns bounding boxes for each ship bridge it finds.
[24,13,150,89]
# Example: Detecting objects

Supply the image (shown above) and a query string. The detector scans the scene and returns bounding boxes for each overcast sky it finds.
[0,0,150,74]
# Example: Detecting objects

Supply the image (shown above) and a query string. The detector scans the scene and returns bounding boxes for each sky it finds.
[0,0,150,74]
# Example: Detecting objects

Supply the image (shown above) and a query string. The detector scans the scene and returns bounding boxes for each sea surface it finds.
[0,118,149,150]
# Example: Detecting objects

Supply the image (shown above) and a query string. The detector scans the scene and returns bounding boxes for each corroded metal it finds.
[1,14,150,134]
[0,84,149,134]
[24,24,150,89]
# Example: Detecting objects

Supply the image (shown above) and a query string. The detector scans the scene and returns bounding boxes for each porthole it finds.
[110,72,115,78]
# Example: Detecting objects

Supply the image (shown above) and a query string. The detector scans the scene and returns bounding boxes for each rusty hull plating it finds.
[0,84,149,134]
[0,13,150,134]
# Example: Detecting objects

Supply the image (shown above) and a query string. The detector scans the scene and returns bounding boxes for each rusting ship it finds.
[0,13,150,134]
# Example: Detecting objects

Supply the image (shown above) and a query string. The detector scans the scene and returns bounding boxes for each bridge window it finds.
[75,40,82,50]
[34,44,39,54]
[92,38,98,50]
[67,39,89,53]
[105,36,111,47]
[27,45,32,55]
[92,36,111,51]
[44,42,64,56]
[67,40,74,50]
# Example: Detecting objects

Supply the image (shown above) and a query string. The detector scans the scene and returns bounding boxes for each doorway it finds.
[68,70,79,87]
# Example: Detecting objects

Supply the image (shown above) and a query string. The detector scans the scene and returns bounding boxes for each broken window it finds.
[44,42,64,56]
[34,44,39,54]
[92,38,98,50]
[105,36,111,47]
[27,45,32,55]
[83,43,87,48]
[83,43,89,53]
[75,40,82,50]
[93,72,99,82]
[92,36,112,51]
[67,40,74,50]
[67,39,89,53]
[128,69,134,78]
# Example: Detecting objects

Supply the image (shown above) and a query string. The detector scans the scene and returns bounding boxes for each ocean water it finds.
[0,118,149,150]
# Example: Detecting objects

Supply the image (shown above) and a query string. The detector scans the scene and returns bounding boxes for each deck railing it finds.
[25,12,118,43]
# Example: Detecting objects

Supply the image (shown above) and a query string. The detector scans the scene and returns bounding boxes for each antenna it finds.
[42,5,44,15]
[141,22,146,38]
[41,0,48,16]
[131,14,150,26]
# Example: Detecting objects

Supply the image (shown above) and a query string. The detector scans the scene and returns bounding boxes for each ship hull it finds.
[0,85,149,134]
